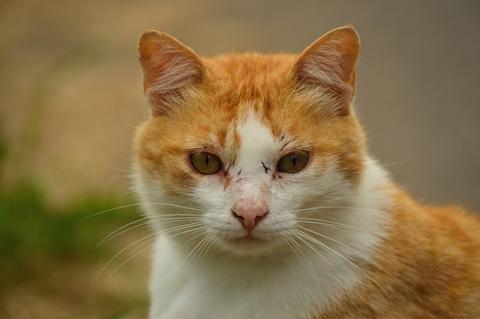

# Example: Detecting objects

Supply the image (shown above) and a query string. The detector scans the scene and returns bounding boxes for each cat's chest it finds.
[148,237,362,319]
[151,273,273,319]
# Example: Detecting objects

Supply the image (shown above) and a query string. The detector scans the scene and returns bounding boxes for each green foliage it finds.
[0,145,148,317]
[0,182,138,283]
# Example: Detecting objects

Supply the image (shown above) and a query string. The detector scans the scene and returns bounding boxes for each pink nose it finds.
[231,201,269,230]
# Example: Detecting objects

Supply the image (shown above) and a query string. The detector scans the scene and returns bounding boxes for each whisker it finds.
[283,236,307,269]
[97,216,150,247]
[297,226,357,249]
[99,215,203,246]
[146,202,203,212]
[95,232,156,284]
[192,233,215,263]
[286,231,373,307]
[288,230,336,270]
[294,206,377,213]
[201,233,217,257]
[100,222,151,246]
[96,220,205,284]
[169,226,208,239]
[288,235,325,275]
[154,214,200,217]
[88,201,203,218]
[382,159,409,168]
[293,229,392,304]
[287,230,349,291]
[87,203,141,218]
[182,229,209,246]
[102,237,155,284]
[183,234,210,265]
[297,225,417,299]
[296,218,365,232]
[162,222,204,236]
[154,217,202,224]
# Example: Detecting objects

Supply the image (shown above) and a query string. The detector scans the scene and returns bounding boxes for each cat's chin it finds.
[215,234,286,256]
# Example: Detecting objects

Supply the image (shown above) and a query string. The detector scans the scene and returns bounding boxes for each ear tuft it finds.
[138,30,205,116]
[293,26,360,115]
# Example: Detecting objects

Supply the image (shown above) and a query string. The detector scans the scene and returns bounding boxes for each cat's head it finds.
[134,26,367,256]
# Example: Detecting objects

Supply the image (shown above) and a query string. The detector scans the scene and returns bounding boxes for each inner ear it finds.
[293,26,360,115]
[138,31,206,116]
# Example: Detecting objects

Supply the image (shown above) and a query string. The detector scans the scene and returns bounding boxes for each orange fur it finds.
[135,26,480,318]
[318,189,480,318]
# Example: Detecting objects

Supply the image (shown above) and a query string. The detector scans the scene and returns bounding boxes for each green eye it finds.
[190,152,223,175]
[277,151,309,174]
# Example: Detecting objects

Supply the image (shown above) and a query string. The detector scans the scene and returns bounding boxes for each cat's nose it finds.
[231,200,269,230]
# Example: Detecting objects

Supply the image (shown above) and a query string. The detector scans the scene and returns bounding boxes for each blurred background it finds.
[1,0,479,318]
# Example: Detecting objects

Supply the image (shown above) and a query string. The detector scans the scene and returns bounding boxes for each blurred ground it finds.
[0,0,479,318]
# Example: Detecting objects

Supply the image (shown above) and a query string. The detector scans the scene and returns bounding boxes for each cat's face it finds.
[134,26,366,256]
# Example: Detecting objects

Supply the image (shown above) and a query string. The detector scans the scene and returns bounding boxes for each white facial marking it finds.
[235,110,278,174]
[224,110,279,232]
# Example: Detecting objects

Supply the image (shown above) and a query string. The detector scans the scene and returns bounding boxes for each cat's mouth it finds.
[216,232,288,256]
[219,232,280,253]
[226,233,266,244]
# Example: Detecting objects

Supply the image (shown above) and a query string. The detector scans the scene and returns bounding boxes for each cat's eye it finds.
[277,151,309,174]
[190,152,223,175]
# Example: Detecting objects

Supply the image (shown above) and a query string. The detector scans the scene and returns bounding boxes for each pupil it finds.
[205,154,210,167]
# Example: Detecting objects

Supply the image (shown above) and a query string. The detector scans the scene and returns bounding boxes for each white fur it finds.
[236,110,278,171]
[134,109,392,319]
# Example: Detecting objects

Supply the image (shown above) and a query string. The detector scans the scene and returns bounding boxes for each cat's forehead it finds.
[198,54,304,147]
[182,57,318,161]
[235,109,278,171]
[203,54,296,104]
[204,54,296,79]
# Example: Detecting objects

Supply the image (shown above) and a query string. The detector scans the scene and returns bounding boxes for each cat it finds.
[133,25,480,319]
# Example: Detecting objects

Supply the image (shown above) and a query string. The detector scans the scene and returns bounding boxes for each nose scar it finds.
[261,161,272,174]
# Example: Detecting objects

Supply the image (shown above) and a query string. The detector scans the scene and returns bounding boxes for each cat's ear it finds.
[293,25,360,115]
[138,31,206,116]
